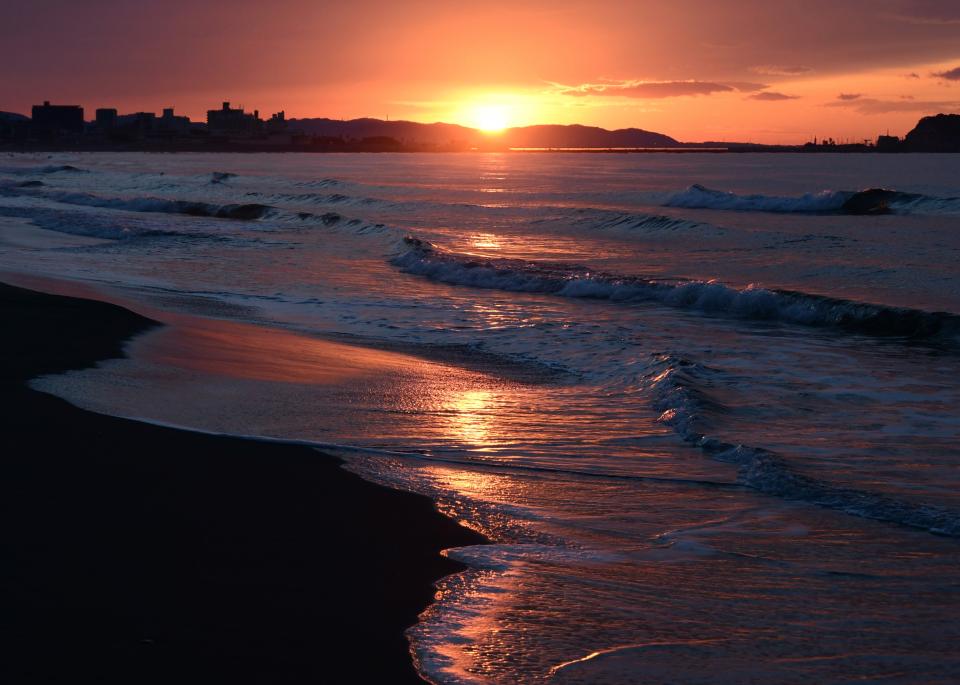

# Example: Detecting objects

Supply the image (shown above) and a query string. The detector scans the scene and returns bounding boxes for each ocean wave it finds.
[643,353,960,536]
[292,178,344,188]
[665,184,960,215]
[252,190,497,220]
[210,171,237,184]
[255,190,393,209]
[0,204,216,241]
[3,185,401,235]
[3,187,273,221]
[392,237,958,341]
[291,211,394,235]
[0,164,86,176]
[540,208,722,237]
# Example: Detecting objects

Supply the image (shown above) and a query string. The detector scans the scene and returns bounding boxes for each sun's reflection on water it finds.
[449,389,496,448]
[471,232,502,250]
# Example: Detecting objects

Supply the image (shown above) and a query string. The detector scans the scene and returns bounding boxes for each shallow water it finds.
[2,151,959,683]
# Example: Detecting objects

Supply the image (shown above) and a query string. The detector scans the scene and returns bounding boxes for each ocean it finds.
[2,151,959,683]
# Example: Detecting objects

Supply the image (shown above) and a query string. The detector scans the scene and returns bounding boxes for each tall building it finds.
[31,101,84,136]
[206,101,261,135]
[115,112,157,139]
[266,110,287,133]
[156,107,191,135]
[95,108,118,130]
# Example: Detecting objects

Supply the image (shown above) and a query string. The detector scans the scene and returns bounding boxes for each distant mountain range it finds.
[288,118,680,148]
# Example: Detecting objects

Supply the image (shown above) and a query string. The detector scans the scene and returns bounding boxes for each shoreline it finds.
[0,281,486,683]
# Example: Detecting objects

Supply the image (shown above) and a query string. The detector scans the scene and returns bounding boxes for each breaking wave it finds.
[392,237,958,340]
[643,353,960,536]
[665,184,960,215]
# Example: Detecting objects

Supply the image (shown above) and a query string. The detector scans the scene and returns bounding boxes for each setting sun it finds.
[469,104,511,132]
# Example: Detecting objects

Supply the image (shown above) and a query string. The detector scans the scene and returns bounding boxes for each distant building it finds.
[116,112,157,138]
[266,110,287,133]
[207,101,261,135]
[95,108,118,130]
[31,101,84,137]
[875,134,901,152]
[156,107,192,135]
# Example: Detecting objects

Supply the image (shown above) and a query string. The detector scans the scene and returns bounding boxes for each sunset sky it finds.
[4,0,960,143]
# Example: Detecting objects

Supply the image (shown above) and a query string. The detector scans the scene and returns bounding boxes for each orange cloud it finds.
[553,79,769,99]
[749,91,800,101]
[751,65,814,76]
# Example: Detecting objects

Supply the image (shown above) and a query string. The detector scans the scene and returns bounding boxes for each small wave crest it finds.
[256,190,393,210]
[210,171,237,184]
[0,204,217,241]
[666,184,849,213]
[293,178,344,188]
[0,164,86,176]
[5,187,272,221]
[5,185,401,236]
[290,210,395,236]
[546,208,721,237]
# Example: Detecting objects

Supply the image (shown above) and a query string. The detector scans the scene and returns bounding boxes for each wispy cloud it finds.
[933,66,960,80]
[552,79,736,98]
[749,91,800,101]
[723,82,770,93]
[837,93,863,100]
[750,65,813,76]
[827,97,960,114]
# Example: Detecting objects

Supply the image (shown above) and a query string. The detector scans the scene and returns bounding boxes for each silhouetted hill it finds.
[0,111,29,122]
[288,118,680,148]
[288,118,479,147]
[903,113,960,152]
[499,124,678,148]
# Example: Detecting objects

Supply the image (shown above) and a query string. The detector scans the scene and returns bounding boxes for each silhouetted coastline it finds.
[3,100,958,152]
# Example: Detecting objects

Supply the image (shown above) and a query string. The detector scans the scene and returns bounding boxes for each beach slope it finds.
[0,282,483,684]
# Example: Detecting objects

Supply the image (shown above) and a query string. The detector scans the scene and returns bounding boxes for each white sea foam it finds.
[392,238,958,339]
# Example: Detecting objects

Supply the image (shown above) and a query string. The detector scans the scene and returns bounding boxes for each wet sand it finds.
[0,282,485,684]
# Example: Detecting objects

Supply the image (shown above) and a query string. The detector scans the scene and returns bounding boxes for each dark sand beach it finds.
[0,282,485,683]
